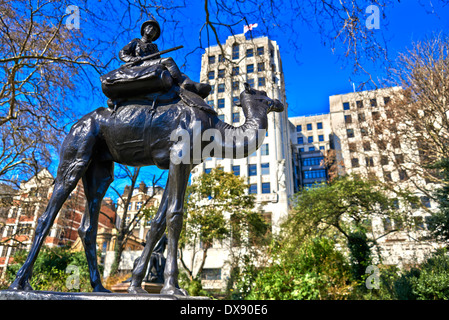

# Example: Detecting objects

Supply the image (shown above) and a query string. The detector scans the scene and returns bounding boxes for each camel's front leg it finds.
[161,162,191,296]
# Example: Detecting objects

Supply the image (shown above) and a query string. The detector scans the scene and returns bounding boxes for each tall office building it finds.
[289,87,441,267]
[186,34,294,289]
[195,34,294,233]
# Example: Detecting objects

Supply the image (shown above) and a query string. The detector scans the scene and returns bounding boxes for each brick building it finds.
[0,169,116,277]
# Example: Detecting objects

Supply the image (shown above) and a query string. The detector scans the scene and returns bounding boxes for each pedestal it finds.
[111,281,163,294]
[0,289,209,300]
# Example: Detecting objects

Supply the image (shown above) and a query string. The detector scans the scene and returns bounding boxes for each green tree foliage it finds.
[247,237,354,300]
[282,174,413,282]
[5,246,92,292]
[427,158,449,243]
[179,168,269,294]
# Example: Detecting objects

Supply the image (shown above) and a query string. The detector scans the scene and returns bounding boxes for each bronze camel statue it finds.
[9,83,284,295]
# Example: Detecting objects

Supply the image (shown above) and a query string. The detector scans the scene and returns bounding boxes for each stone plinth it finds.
[0,290,209,301]
[111,281,163,294]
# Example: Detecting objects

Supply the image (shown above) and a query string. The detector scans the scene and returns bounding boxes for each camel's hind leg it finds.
[9,120,98,291]
[79,158,114,292]
[128,180,169,294]
[161,162,192,296]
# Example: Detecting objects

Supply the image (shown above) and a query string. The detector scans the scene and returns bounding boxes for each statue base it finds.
[111,281,163,294]
[0,289,209,301]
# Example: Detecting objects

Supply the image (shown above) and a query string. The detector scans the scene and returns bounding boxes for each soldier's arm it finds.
[119,39,139,62]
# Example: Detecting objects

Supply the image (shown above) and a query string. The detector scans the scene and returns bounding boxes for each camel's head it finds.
[236,83,284,114]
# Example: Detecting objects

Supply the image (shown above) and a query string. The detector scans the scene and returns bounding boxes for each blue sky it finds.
[67,1,449,199]
[262,1,449,117]
[151,1,449,117]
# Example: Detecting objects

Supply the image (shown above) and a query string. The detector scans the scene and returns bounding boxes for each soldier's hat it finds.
[140,19,161,41]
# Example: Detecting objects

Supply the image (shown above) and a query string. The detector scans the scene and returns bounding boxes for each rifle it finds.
[123,45,184,67]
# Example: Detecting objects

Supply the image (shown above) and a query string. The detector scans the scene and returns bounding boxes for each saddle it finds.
[106,85,217,116]
[101,64,216,115]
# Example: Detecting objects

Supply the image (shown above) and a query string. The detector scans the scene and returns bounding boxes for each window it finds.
[308,136,313,143]
[205,168,212,174]
[344,115,352,124]
[358,113,366,122]
[343,102,350,110]
[309,146,315,151]
[366,157,374,167]
[233,96,240,105]
[210,85,215,94]
[395,154,404,164]
[208,56,215,64]
[317,122,323,130]
[217,98,225,108]
[303,170,326,179]
[232,112,240,123]
[399,170,408,181]
[258,77,266,87]
[297,136,304,144]
[383,218,393,232]
[248,164,257,176]
[217,83,225,93]
[246,48,254,57]
[232,66,239,76]
[261,182,271,194]
[302,157,324,166]
[421,196,431,208]
[218,69,225,78]
[261,163,270,175]
[232,165,240,176]
[218,54,225,63]
[296,125,302,132]
[370,98,377,107]
[257,62,265,72]
[307,123,312,131]
[136,202,142,210]
[232,81,239,91]
[232,44,240,60]
[363,141,371,151]
[261,144,269,155]
[318,134,324,142]
[384,171,392,181]
[299,147,305,152]
[384,96,391,105]
[217,114,225,121]
[257,46,264,56]
[381,156,389,165]
[208,71,214,80]
[372,111,380,120]
[360,128,368,136]
[348,143,357,152]
[351,158,359,167]
[249,184,257,194]
[347,128,354,138]
[356,100,363,108]
[201,268,222,280]
[247,64,254,73]
[247,78,255,87]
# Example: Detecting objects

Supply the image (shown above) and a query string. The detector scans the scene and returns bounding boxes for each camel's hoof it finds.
[9,278,33,291]
[93,284,111,293]
[161,286,189,296]
[128,286,149,294]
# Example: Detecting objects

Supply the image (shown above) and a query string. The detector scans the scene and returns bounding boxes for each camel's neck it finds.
[213,103,268,159]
